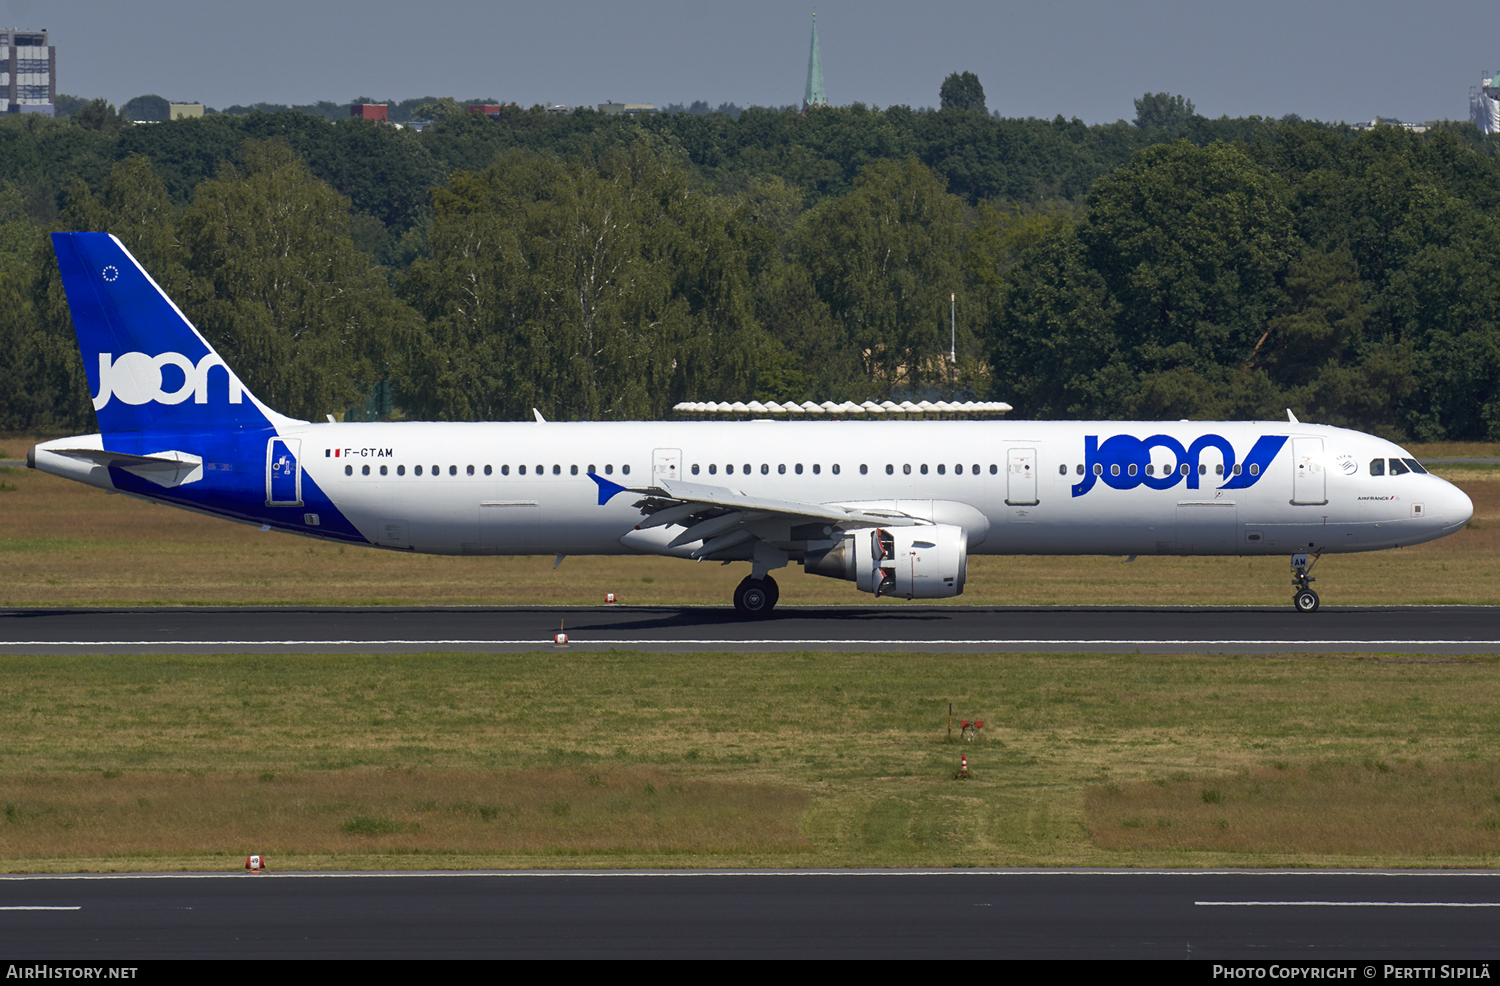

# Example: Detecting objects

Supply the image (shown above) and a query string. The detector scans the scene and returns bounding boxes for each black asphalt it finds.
[0,604,1496,654]
[3,870,1499,959]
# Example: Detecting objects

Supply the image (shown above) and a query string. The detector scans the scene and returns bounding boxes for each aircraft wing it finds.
[591,473,926,560]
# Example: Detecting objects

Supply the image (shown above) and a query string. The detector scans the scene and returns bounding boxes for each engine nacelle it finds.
[803,524,969,599]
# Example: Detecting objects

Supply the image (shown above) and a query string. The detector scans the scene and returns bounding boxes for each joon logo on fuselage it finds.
[92,351,243,410]
[1071,433,1288,498]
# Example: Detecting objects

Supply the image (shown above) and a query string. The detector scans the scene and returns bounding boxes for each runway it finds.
[0,604,1496,654]
[3,869,1499,959]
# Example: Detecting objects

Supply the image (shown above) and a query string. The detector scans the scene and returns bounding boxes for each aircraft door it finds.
[1005,448,1038,506]
[654,448,682,485]
[266,438,302,507]
[1291,438,1327,505]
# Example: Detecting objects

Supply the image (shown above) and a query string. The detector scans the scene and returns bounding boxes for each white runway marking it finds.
[2,639,1499,647]
[0,906,81,910]
[1197,901,1500,907]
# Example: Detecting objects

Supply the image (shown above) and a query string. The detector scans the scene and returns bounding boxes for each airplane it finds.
[28,232,1475,616]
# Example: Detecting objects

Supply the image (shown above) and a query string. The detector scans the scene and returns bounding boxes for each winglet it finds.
[533,408,546,423]
[588,472,630,505]
[1286,408,1300,424]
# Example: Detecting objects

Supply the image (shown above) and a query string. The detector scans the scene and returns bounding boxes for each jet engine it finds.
[803,524,969,599]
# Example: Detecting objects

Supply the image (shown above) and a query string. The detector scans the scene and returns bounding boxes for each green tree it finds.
[121,94,170,123]
[939,72,987,114]
[176,139,415,420]
[1133,92,1196,130]
[792,159,971,397]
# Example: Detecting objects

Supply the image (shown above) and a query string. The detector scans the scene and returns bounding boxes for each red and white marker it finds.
[554,632,569,646]
[245,854,267,873]
[605,592,617,605]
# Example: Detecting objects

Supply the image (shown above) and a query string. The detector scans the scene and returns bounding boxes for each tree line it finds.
[2,90,1499,441]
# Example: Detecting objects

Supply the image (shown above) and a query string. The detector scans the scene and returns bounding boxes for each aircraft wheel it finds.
[1293,588,1320,613]
[763,575,780,609]
[734,577,776,618]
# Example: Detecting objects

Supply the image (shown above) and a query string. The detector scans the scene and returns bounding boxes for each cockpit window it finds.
[1403,458,1428,475]
[1388,458,1410,476]
[1369,458,1385,476]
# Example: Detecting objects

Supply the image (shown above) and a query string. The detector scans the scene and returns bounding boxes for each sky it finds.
[21,0,1499,125]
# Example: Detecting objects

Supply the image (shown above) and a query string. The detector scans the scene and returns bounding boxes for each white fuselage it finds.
[252,418,1468,558]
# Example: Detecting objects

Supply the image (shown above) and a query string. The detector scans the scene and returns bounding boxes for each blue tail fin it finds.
[52,232,280,434]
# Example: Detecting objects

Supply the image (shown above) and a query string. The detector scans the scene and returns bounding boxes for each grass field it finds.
[3,650,1500,872]
[1,439,1496,608]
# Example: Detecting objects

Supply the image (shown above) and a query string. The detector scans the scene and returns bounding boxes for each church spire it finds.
[803,14,827,112]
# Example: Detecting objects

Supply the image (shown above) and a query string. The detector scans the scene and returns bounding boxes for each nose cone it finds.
[1444,481,1474,530]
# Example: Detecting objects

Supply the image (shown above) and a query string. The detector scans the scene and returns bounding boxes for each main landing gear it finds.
[733,575,779,618]
[1292,550,1322,613]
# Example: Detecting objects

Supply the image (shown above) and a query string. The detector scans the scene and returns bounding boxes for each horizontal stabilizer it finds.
[47,447,204,488]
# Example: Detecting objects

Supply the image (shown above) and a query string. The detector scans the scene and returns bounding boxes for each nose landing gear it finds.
[1292,550,1322,612]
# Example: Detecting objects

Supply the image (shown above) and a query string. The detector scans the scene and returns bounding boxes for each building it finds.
[1472,72,1500,134]
[803,15,826,112]
[169,103,204,120]
[1,28,55,116]
[349,103,388,121]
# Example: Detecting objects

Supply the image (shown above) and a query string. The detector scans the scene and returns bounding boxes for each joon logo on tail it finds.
[93,352,243,410]
[1071,433,1288,498]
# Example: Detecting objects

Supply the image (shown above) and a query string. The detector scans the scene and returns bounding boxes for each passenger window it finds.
[467,465,475,476]
[726,464,734,475]
[921,464,929,475]
[1199,464,1207,475]
[1249,464,1260,476]
[1075,464,1083,475]
[991,465,998,475]
[518,465,525,475]
[691,464,700,475]
[482,465,490,476]
[813,464,821,475]
[1180,464,1190,475]
[397,465,406,476]
[796,464,804,475]
[571,465,578,475]
[1110,464,1120,476]
[937,464,945,475]
[588,465,596,474]
[603,464,611,475]
[1389,458,1409,476]
[709,464,717,475]
[501,465,509,475]
[743,464,751,475]
[778,464,786,475]
[955,464,963,475]
[904,464,912,475]
[415,465,423,476]
[622,464,630,475]
[381,465,388,476]
[344,465,352,476]
[362,465,370,476]
[886,464,894,475]
[860,464,868,475]
[1233,464,1242,475]
[1093,464,1103,476]
[1403,458,1428,475]
[1127,464,1137,477]
[761,464,769,475]
[832,464,840,475]
[1145,464,1154,476]
[972,464,979,475]
[1215,464,1224,475]
[553,465,561,475]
